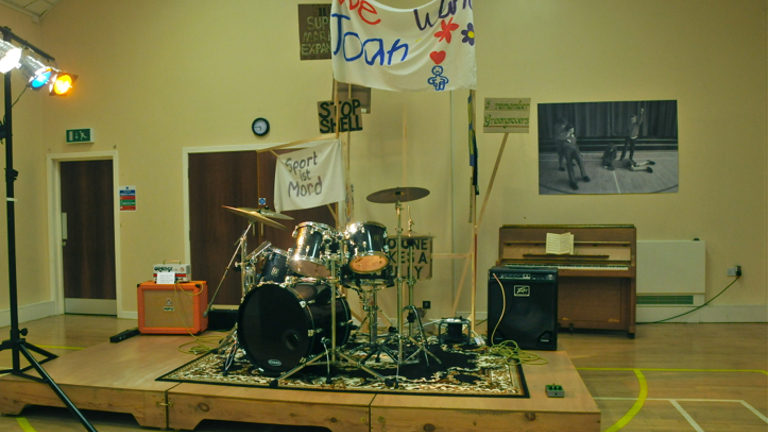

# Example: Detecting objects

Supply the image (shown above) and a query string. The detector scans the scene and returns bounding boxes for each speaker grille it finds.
[488,267,558,350]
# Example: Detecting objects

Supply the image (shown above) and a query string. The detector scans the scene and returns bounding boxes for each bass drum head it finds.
[237,282,317,374]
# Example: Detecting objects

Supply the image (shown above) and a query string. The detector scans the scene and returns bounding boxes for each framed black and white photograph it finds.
[538,100,679,195]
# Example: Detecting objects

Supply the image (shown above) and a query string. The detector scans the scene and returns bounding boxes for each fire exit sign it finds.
[66,128,94,143]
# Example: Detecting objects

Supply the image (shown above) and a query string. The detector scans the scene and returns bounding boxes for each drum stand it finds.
[346,285,398,364]
[271,252,387,387]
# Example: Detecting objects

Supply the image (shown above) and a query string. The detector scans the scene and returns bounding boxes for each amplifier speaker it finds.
[138,281,208,334]
[487,266,558,351]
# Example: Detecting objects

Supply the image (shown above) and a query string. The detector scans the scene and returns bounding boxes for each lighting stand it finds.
[0,27,97,432]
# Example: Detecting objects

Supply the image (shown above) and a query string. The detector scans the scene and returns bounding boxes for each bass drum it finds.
[237,280,351,374]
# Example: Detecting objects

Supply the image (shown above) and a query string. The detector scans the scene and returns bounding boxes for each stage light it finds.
[0,40,22,73]
[49,72,76,96]
[18,55,55,90]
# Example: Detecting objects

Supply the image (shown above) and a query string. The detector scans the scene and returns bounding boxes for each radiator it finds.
[636,240,706,306]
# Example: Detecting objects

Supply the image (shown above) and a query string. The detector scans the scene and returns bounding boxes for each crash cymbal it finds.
[366,186,430,203]
[229,207,294,220]
[222,205,287,230]
[257,208,294,220]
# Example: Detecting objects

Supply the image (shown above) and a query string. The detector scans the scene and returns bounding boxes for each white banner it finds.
[274,139,345,212]
[331,0,476,92]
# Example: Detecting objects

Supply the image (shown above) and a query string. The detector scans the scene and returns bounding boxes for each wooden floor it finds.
[0,316,766,431]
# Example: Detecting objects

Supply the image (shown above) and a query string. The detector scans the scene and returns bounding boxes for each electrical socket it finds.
[422,300,431,309]
[727,266,743,277]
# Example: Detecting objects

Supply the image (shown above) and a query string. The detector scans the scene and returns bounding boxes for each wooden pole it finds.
[478,133,509,229]
[402,103,408,186]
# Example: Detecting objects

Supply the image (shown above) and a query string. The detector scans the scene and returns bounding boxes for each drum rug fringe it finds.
[157,343,528,398]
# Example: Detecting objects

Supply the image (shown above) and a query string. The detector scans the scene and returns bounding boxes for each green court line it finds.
[16,417,36,432]
[602,369,648,432]
[578,366,768,375]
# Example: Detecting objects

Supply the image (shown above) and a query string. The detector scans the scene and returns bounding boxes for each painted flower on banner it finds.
[461,23,475,46]
[434,18,459,43]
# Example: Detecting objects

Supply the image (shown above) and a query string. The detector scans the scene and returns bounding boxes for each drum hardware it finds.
[266,254,388,387]
[204,222,260,318]
[346,283,399,365]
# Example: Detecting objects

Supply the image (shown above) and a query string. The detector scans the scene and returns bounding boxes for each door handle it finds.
[61,212,67,246]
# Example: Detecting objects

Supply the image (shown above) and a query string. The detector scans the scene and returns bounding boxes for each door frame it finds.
[47,151,122,317]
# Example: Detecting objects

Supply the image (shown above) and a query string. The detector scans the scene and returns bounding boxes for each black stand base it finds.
[0,338,98,432]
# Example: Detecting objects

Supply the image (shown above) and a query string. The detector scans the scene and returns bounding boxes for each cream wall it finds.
[0,0,765,325]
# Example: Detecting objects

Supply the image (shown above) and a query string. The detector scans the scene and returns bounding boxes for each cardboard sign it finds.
[298,4,332,60]
[483,98,531,133]
[317,99,363,133]
[387,236,433,280]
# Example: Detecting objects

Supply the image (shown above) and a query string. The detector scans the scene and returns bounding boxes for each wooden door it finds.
[188,150,337,306]
[60,160,117,315]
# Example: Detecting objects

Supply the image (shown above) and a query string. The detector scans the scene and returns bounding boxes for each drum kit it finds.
[210,187,438,387]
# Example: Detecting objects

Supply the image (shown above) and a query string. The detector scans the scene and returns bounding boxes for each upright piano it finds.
[497,224,636,338]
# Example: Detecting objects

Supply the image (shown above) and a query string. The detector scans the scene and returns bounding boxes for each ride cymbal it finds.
[222,205,287,230]
[366,186,430,203]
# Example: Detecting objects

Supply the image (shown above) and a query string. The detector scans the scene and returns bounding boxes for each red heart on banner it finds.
[430,51,446,65]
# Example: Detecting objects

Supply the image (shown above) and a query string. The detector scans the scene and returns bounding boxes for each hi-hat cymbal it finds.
[366,186,430,203]
[222,205,287,230]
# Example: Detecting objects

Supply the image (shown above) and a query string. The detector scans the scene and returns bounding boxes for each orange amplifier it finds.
[137,281,208,334]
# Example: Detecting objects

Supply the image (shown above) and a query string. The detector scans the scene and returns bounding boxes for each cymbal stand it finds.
[204,222,259,318]
[271,248,386,387]
[394,199,405,364]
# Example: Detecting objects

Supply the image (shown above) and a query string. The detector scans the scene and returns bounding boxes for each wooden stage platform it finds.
[0,335,600,431]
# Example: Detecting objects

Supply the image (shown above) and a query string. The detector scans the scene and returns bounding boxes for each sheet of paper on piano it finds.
[546,232,574,255]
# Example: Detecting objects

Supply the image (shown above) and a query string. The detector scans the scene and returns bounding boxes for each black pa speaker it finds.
[487,266,558,350]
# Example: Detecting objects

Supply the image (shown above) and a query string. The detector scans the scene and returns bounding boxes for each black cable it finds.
[639,275,741,324]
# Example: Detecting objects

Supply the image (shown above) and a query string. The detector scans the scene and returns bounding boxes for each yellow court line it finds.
[603,369,648,432]
[35,345,84,350]
[578,367,768,375]
[16,417,36,432]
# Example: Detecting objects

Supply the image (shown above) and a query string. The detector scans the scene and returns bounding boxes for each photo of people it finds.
[538,100,678,195]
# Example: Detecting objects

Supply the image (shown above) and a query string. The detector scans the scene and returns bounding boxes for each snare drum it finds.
[345,221,389,273]
[288,221,341,278]
[237,279,351,374]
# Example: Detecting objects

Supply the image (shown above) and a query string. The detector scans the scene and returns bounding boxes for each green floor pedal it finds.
[546,384,564,398]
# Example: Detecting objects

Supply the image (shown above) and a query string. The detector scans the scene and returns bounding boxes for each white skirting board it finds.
[0,301,56,328]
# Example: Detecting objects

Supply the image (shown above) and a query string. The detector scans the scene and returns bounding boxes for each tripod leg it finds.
[18,343,97,432]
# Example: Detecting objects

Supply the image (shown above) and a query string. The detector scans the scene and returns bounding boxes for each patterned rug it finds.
[158,341,528,398]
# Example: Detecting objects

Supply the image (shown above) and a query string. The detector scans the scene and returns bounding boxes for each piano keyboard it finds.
[505,264,629,271]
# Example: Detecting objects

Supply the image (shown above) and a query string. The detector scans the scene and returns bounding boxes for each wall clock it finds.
[252,117,270,136]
